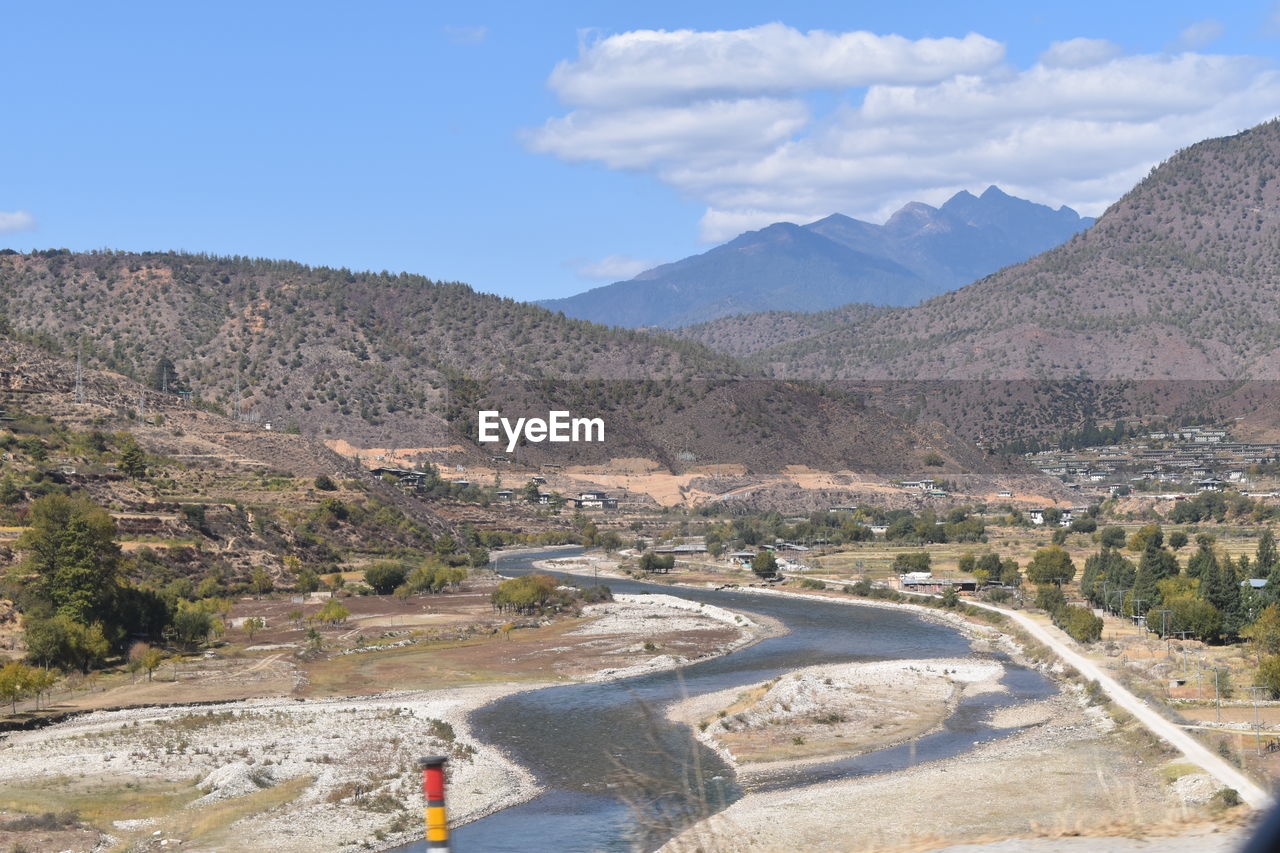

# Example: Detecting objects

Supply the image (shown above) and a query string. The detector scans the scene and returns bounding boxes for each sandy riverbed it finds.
[669,658,1003,774]
[0,593,770,853]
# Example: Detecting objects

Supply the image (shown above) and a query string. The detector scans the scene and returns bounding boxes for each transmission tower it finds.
[74,340,85,404]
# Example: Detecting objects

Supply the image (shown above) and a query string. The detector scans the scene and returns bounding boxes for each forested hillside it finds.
[0,251,738,447]
[0,251,1025,478]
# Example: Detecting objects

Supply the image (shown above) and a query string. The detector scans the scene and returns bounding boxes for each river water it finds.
[390,548,1054,852]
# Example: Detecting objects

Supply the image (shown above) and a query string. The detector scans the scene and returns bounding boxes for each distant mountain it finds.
[745,119,1280,382]
[539,186,1094,328]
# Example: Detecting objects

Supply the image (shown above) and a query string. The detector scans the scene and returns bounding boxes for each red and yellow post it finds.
[419,755,450,851]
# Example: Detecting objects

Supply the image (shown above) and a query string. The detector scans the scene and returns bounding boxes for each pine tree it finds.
[119,440,146,479]
[1205,555,1244,638]
[17,495,122,628]
[1129,559,1161,615]
[1259,529,1279,575]
[1139,540,1179,583]
[1187,542,1219,583]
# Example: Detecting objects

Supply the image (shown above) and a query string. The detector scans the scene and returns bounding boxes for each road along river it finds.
[390,549,1055,852]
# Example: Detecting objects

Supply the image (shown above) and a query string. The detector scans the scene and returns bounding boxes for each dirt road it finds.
[964,597,1273,809]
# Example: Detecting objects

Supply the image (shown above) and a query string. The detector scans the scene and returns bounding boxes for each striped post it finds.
[419,755,450,851]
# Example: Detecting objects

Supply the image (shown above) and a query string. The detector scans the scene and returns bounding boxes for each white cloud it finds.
[549,23,1004,107]
[530,25,1280,243]
[527,98,809,170]
[1039,38,1122,69]
[444,25,487,45]
[569,254,662,281]
[0,211,35,233]
[1176,19,1224,50]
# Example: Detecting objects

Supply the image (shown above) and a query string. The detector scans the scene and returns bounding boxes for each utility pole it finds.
[1215,668,1221,723]
[74,339,85,404]
[1245,686,1268,755]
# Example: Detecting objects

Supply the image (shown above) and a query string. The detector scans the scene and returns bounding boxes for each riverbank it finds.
[660,687,1201,853]
[0,590,770,853]
[654,585,1246,852]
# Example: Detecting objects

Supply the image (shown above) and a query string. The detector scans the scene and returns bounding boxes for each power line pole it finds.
[74,339,85,404]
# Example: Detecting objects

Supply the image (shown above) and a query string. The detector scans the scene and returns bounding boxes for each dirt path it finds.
[789,573,1274,809]
[962,596,1274,809]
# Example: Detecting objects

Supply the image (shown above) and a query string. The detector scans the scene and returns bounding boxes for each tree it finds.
[751,550,778,579]
[521,481,542,503]
[317,599,350,624]
[242,616,266,641]
[892,552,931,573]
[1164,595,1223,642]
[172,607,213,649]
[149,356,182,393]
[250,567,274,596]
[1099,526,1127,549]
[1025,545,1075,585]
[313,474,337,491]
[940,586,960,608]
[1204,556,1245,638]
[119,439,147,479]
[1168,531,1189,551]
[0,661,36,713]
[365,562,408,595]
[1260,655,1280,700]
[1259,530,1279,576]
[1128,524,1163,553]
[17,495,123,630]
[295,568,320,596]
[1186,542,1219,583]
[24,616,109,672]
[128,642,165,681]
[1244,604,1280,662]
[1138,539,1179,583]
[999,557,1022,587]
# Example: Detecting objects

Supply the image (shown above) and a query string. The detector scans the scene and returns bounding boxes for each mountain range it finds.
[538,186,1094,328]
[714,119,1280,382]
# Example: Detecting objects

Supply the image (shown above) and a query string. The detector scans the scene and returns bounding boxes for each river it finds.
[390,548,1054,852]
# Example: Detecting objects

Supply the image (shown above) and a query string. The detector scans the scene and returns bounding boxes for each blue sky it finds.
[4,2,1280,301]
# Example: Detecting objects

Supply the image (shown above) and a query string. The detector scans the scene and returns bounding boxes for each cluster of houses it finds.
[897,479,950,497]
[368,466,619,509]
[1026,428,1280,498]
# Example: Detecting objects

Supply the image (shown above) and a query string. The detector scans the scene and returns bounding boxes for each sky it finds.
[4,1,1280,301]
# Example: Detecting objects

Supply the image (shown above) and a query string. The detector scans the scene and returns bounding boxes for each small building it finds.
[494,489,514,501]
[572,491,618,509]
[996,489,1013,499]
[1195,478,1226,492]
[899,573,977,593]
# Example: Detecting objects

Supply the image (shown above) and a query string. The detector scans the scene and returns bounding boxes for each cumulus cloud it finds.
[529,24,1280,242]
[569,254,662,281]
[0,211,35,233]
[549,24,1004,106]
